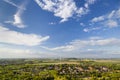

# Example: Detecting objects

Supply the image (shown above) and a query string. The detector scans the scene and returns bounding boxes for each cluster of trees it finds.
[0,59,119,80]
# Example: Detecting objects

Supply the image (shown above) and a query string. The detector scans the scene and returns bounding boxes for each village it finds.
[0,59,119,80]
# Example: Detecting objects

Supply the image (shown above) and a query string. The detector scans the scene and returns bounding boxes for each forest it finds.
[0,58,120,80]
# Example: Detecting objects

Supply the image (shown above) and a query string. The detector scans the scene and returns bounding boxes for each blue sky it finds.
[0,0,120,58]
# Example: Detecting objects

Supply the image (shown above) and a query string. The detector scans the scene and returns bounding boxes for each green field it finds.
[0,59,120,80]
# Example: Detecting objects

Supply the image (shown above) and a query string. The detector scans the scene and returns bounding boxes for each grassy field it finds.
[95,59,120,63]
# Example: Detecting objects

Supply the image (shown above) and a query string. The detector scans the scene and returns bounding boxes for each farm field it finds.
[0,58,120,80]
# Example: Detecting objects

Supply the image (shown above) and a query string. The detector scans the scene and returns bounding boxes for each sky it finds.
[0,0,120,58]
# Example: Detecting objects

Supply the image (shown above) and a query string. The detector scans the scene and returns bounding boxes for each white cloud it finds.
[86,0,96,4]
[3,0,25,10]
[105,20,118,28]
[13,9,25,28]
[1,37,120,58]
[35,0,77,23]
[116,9,120,18]
[0,26,50,46]
[83,28,89,32]
[108,9,120,19]
[90,8,120,29]
[108,10,115,19]
[80,22,85,26]
[83,27,100,32]
[5,0,27,28]
[35,0,96,23]
[49,22,56,25]
[91,16,104,22]
[76,0,96,17]
[44,38,120,53]
[76,7,89,17]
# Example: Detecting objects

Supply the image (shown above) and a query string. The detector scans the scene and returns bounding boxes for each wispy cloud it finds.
[83,27,100,32]
[42,37,120,55]
[105,20,118,28]
[35,37,120,58]
[35,0,96,23]
[5,0,28,28]
[83,8,120,32]
[49,22,56,25]
[86,0,96,4]
[90,8,120,28]
[0,26,50,46]
[13,4,26,28]
[80,23,85,26]
[91,16,104,22]
[3,0,25,10]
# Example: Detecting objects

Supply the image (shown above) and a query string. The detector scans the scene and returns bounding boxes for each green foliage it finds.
[0,59,119,80]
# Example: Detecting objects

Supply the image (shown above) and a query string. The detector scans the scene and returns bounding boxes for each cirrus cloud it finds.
[91,8,120,28]
[4,0,28,28]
